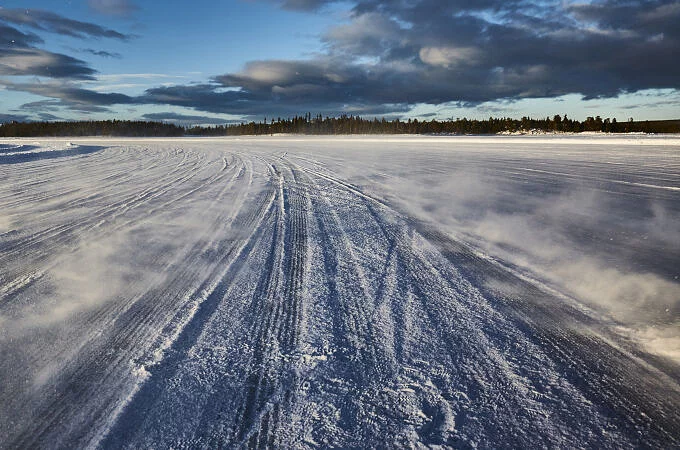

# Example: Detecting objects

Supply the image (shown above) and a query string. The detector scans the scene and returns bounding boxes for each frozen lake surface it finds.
[0,135,679,448]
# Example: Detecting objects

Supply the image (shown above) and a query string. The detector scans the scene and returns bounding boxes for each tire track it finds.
[0,149,233,302]
[0,149,198,263]
[2,138,679,449]
[235,162,310,449]
[412,222,680,447]
[4,154,267,449]
[95,165,280,449]
[292,158,680,447]
[295,166,394,391]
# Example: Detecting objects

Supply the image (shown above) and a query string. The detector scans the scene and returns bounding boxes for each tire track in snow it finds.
[3,152,267,448]
[97,167,281,449]
[235,163,310,449]
[412,223,680,446]
[291,158,679,447]
[2,138,679,449]
[0,149,233,302]
[101,159,312,449]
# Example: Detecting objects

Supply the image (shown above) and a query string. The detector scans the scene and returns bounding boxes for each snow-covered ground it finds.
[0,136,678,448]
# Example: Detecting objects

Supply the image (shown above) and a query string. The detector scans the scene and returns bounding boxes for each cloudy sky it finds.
[1,0,679,124]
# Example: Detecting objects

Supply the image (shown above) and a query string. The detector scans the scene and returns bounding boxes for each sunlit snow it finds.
[0,135,678,448]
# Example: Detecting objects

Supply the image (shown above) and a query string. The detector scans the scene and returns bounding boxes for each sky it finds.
[0,0,679,125]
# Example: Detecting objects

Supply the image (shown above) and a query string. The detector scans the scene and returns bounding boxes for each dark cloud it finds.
[0,47,96,79]
[3,1,678,118]
[138,77,411,117]
[12,82,132,105]
[0,24,43,47]
[87,0,139,17]
[620,98,680,110]
[36,112,63,121]
[141,112,230,125]
[19,99,63,112]
[193,0,679,115]
[0,9,133,114]
[64,103,113,113]
[81,48,123,59]
[0,8,133,40]
[17,100,67,120]
[0,113,30,123]
[567,1,680,38]
[0,110,62,122]
[3,81,132,113]
[0,10,131,80]
[273,0,338,11]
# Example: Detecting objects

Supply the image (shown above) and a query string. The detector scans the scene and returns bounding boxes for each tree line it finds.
[1,115,678,137]
[0,120,184,137]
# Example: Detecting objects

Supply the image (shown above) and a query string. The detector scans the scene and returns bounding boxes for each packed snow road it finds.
[0,136,679,448]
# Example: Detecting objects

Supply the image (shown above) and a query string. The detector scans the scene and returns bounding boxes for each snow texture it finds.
[0,135,678,449]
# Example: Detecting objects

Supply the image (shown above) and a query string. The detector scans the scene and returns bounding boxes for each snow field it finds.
[0,136,679,448]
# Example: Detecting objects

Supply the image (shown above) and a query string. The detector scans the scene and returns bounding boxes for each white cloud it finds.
[0,49,57,72]
[419,46,480,68]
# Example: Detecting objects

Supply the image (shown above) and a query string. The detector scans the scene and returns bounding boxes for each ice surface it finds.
[0,135,678,448]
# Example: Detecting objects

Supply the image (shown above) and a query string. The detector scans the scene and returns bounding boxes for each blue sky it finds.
[1,0,679,124]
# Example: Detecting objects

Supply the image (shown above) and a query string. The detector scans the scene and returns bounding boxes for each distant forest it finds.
[1,115,679,137]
